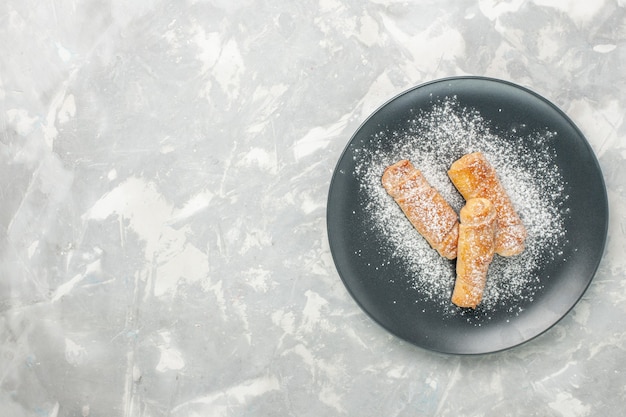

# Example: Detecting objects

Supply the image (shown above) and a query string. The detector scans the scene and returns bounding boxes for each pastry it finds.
[451,198,497,308]
[447,152,527,256]
[382,160,459,259]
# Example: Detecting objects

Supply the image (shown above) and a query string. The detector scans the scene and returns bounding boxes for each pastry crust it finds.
[382,160,459,259]
[447,152,527,256]
[451,198,497,308]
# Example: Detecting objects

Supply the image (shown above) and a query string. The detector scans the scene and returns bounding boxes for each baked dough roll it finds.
[451,198,497,309]
[447,152,527,256]
[382,160,459,259]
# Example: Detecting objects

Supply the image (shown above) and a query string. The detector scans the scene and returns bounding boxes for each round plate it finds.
[327,76,608,354]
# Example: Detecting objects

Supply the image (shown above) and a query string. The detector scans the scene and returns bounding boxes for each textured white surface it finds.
[1,0,625,416]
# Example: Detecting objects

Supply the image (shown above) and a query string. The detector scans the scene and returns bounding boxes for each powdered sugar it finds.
[353,97,568,315]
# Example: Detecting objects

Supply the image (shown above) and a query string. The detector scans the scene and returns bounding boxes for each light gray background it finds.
[1,0,625,416]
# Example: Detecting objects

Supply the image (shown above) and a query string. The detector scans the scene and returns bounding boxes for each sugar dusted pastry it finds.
[451,198,497,309]
[382,160,459,259]
[447,152,527,256]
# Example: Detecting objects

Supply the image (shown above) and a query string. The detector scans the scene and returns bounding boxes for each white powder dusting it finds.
[353,97,568,315]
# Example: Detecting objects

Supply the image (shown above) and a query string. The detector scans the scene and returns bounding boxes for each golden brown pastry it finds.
[382,160,459,259]
[451,198,497,308]
[447,152,527,256]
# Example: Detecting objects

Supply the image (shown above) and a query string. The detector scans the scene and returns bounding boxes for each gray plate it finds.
[327,77,608,354]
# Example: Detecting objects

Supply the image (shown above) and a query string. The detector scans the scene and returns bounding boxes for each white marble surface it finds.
[1,0,625,416]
